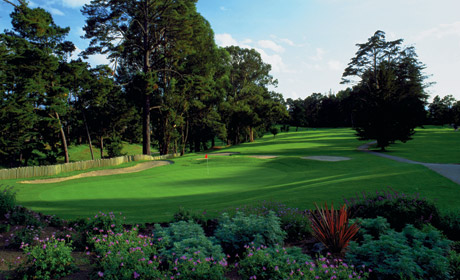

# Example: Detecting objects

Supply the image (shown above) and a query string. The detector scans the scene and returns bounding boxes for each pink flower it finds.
[98,271,103,277]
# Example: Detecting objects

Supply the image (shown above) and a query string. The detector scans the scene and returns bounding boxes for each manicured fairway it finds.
[384,125,460,164]
[5,128,460,223]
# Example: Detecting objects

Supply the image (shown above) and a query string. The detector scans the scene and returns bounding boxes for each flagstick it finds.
[206,156,209,175]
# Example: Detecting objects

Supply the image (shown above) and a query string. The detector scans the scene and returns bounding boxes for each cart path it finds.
[358,142,460,185]
[20,160,173,184]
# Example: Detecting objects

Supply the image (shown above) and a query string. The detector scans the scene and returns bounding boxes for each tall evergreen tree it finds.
[342,30,428,150]
[82,0,201,155]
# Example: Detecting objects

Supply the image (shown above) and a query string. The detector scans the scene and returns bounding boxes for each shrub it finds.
[5,225,41,249]
[0,185,16,218]
[90,227,164,279]
[15,236,76,279]
[84,211,125,235]
[344,187,441,231]
[270,126,279,138]
[448,250,460,280]
[5,206,45,227]
[238,244,368,280]
[154,221,224,261]
[106,136,125,158]
[436,209,460,241]
[309,202,359,255]
[214,211,286,256]
[346,221,451,280]
[230,201,312,243]
[350,216,390,241]
[167,256,228,280]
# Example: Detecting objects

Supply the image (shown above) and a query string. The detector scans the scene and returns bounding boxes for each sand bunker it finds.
[301,156,351,162]
[20,160,173,184]
[247,155,278,159]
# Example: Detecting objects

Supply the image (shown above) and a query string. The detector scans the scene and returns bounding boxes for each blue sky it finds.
[1,0,459,101]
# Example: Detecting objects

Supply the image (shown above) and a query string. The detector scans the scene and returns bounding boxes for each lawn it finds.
[4,127,459,223]
[383,125,460,164]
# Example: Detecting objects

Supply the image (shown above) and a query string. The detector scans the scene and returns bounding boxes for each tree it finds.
[0,1,75,165]
[221,46,284,144]
[342,30,428,150]
[428,95,456,126]
[82,0,201,155]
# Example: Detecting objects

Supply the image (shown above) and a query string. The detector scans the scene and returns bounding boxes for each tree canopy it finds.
[341,30,429,150]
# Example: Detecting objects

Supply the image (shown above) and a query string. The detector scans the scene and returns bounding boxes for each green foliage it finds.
[342,30,428,150]
[239,244,368,280]
[448,250,460,280]
[436,209,460,241]
[309,202,359,254]
[351,216,390,241]
[90,227,164,279]
[16,236,76,280]
[167,257,228,280]
[155,220,224,261]
[0,185,16,217]
[83,211,125,236]
[270,126,280,138]
[214,211,286,256]
[6,206,44,228]
[346,221,451,280]
[5,225,40,249]
[105,136,125,158]
[345,188,441,231]
[227,201,312,243]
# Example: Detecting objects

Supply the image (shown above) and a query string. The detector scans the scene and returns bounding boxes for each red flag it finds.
[205,154,208,159]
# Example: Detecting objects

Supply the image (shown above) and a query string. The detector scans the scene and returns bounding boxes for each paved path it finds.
[358,142,460,185]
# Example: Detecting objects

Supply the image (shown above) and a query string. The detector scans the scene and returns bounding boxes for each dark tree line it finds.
[0,0,287,167]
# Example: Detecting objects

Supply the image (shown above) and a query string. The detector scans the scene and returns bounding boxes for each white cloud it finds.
[220,6,227,11]
[417,21,460,40]
[49,7,64,16]
[86,53,110,66]
[215,33,238,47]
[215,33,292,74]
[255,48,288,73]
[280,38,295,46]
[310,48,325,61]
[328,60,343,71]
[257,40,285,53]
[61,0,91,8]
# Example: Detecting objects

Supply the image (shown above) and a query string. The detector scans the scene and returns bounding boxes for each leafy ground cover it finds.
[2,127,459,223]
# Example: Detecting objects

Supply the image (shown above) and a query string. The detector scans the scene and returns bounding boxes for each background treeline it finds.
[0,1,287,167]
[287,91,460,129]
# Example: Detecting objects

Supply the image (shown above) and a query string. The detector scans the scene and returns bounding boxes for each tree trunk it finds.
[56,112,69,163]
[100,136,104,158]
[142,8,151,156]
[211,137,215,148]
[82,111,94,160]
[142,87,151,156]
[249,127,254,142]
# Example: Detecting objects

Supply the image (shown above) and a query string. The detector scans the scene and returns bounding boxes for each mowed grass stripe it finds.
[7,127,460,223]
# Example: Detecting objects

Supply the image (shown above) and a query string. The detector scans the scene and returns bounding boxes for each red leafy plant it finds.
[309,202,359,255]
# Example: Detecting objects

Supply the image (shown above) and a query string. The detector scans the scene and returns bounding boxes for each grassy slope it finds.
[383,125,460,164]
[60,142,145,163]
[4,127,459,223]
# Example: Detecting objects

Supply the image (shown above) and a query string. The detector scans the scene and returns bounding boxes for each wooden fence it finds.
[0,154,179,180]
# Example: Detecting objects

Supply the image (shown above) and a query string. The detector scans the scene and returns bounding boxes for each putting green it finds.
[6,127,460,223]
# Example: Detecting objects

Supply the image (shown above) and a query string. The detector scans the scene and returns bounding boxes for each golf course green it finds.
[4,127,460,223]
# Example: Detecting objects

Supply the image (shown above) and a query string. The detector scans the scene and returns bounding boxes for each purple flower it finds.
[98,271,104,277]
[133,272,140,279]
